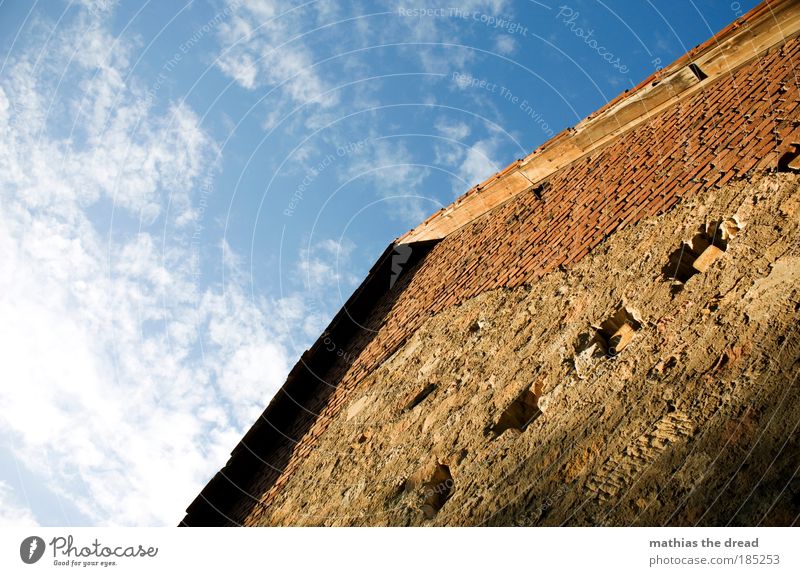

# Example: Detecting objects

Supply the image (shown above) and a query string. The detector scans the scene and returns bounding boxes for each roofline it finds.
[182,240,440,525]
[182,0,800,526]
[397,0,800,245]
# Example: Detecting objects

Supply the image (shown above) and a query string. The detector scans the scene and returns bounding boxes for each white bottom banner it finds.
[1,527,797,575]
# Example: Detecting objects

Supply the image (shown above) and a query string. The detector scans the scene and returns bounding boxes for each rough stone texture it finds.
[183,23,800,526]
[248,173,800,526]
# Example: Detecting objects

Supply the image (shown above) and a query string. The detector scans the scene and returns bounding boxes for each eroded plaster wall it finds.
[249,173,800,526]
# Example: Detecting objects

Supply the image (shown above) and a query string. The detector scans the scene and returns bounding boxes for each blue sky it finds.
[0,0,759,526]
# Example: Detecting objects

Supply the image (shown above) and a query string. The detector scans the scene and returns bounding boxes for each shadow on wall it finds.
[181,240,440,526]
[485,328,800,527]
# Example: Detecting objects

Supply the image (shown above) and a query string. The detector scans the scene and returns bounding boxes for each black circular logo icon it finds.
[20,536,45,564]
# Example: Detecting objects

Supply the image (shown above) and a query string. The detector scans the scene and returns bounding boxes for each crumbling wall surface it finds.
[222,38,800,526]
[252,173,800,526]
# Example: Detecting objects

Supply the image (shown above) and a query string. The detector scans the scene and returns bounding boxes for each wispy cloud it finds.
[430,119,505,196]
[215,1,339,112]
[343,137,432,224]
[297,238,358,291]
[0,0,529,527]
[494,34,517,55]
[457,136,502,190]
[0,6,291,526]
[0,481,39,527]
[435,118,472,140]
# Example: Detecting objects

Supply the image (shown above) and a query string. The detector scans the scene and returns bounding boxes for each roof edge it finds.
[397,0,800,245]
[182,239,440,525]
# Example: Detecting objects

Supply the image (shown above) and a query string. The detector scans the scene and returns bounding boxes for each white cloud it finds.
[216,0,337,110]
[0,7,291,526]
[297,238,358,291]
[0,0,527,528]
[457,137,502,191]
[494,34,517,55]
[342,137,432,224]
[0,185,290,525]
[455,0,511,11]
[0,481,39,527]
[217,51,258,90]
[430,128,504,196]
[432,119,473,172]
[73,0,117,14]
[201,287,291,425]
[435,119,471,141]
[213,0,512,132]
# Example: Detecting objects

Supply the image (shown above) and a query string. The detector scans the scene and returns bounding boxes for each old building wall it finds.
[183,29,800,526]
[252,172,800,526]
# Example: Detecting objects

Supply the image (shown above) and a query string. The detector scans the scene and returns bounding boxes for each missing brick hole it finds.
[403,383,436,412]
[421,464,453,519]
[662,217,741,286]
[778,143,800,172]
[405,463,454,519]
[596,307,642,357]
[688,62,707,81]
[532,180,550,200]
[492,385,542,436]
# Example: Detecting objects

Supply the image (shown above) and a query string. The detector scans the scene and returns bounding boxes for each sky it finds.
[0,0,761,527]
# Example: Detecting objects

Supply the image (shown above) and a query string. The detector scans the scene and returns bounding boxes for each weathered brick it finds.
[183,15,800,527]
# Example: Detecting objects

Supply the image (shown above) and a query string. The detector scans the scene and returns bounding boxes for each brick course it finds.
[182,26,800,526]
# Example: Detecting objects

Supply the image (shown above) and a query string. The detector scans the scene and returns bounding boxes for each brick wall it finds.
[183,36,800,526]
